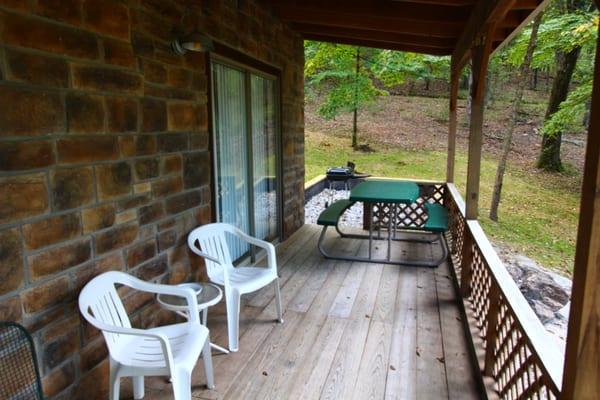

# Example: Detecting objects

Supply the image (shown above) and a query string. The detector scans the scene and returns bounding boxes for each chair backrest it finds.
[188,223,236,281]
[0,322,45,400]
[78,271,134,354]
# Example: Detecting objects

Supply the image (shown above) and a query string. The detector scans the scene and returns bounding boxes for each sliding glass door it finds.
[212,60,280,260]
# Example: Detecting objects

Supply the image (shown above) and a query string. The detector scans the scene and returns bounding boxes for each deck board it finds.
[134,224,480,400]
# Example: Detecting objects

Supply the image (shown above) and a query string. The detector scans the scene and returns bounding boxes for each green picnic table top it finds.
[349,180,419,203]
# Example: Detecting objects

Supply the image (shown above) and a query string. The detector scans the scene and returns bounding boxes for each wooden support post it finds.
[561,24,600,400]
[446,67,459,183]
[464,34,493,220]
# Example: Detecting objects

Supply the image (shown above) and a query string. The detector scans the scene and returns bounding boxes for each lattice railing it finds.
[363,180,446,231]
[444,183,563,400]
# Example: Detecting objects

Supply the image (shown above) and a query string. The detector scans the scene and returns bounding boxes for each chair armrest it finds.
[126,279,201,323]
[232,228,278,273]
[92,321,176,371]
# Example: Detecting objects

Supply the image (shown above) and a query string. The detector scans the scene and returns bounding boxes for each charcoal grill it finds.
[326,162,370,191]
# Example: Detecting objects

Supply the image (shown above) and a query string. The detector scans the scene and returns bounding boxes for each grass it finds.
[305,130,580,276]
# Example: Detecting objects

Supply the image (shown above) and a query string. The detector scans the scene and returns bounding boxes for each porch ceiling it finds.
[270,0,545,59]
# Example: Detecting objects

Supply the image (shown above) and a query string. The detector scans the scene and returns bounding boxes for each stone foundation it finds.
[0,1,304,398]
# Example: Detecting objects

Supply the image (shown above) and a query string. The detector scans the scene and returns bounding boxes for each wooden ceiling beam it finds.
[269,0,472,22]
[277,9,463,38]
[452,0,519,72]
[303,33,453,56]
[293,24,458,49]
[391,0,475,6]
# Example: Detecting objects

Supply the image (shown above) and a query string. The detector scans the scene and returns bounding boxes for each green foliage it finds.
[542,77,592,136]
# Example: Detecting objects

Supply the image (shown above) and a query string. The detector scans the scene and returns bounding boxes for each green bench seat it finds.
[422,203,449,233]
[317,199,355,226]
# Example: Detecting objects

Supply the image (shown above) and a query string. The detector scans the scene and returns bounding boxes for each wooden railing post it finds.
[460,228,473,298]
[484,283,500,376]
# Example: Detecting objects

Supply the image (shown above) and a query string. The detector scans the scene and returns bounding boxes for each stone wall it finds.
[0,0,305,398]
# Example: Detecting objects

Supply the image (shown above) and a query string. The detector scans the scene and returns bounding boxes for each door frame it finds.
[207,50,283,246]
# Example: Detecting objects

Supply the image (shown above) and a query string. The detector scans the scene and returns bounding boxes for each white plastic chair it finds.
[187,223,283,352]
[78,271,214,400]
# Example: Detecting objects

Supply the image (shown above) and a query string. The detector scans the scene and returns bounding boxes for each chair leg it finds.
[109,359,120,400]
[225,289,241,352]
[132,376,145,400]
[202,338,215,389]
[274,279,284,323]
[171,370,192,400]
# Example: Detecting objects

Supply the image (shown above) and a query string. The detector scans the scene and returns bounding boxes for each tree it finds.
[304,42,384,149]
[535,0,597,171]
[490,14,543,221]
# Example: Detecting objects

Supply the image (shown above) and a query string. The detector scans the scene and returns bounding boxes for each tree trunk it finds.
[537,47,581,171]
[352,48,360,148]
[531,68,538,90]
[490,14,542,221]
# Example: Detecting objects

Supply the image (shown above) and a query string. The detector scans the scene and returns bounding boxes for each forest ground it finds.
[304,85,585,276]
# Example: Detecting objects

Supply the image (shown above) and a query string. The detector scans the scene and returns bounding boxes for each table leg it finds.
[201,308,229,354]
[387,203,394,262]
[369,203,373,260]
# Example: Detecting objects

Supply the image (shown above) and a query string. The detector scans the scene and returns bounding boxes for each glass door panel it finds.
[212,63,250,259]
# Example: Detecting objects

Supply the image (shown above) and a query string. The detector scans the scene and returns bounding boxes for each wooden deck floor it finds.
[131,224,480,399]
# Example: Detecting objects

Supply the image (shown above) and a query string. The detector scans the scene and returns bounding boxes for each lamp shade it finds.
[172,32,214,55]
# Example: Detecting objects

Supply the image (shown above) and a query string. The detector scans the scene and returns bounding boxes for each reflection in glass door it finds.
[212,61,279,260]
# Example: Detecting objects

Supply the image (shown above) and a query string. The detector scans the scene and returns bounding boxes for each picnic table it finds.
[316,179,448,267]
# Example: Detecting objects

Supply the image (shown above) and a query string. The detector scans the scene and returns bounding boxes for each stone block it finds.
[183,151,210,189]
[0,140,55,171]
[95,222,138,254]
[136,10,175,42]
[183,52,206,71]
[118,194,151,211]
[23,212,81,250]
[198,103,209,131]
[119,136,135,157]
[83,0,130,40]
[195,204,212,226]
[28,239,91,280]
[96,162,132,200]
[141,99,167,132]
[73,252,124,293]
[43,328,80,371]
[57,137,119,164]
[0,296,22,321]
[142,60,167,84]
[79,339,107,373]
[22,275,70,313]
[2,13,99,59]
[168,102,199,131]
[134,182,151,194]
[134,157,159,180]
[140,0,182,20]
[122,289,153,314]
[35,0,82,25]
[160,156,181,176]
[0,174,48,225]
[0,0,28,10]
[51,167,95,211]
[157,132,188,153]
[66,92,105,133]
[126,239,156,268]
[139,202,165,225]
[191,72,207,92]
[72,64,142,94]
[135,134,157,155]
[115,209,137,224]
[106,97,138,133]
[134,254,168,281]
[102,38,135,68]
[190,131,209,150]
[73,359,109,400]
[165,190,201,215]
[152,176,183,197]
[158,229,176,251]
[131,32,154,57]
[0,86,64,137]
[5,49,69,87]
[42,361,75,398]
[82,204,116,233]
[144,84,195,101]
[0,228,23,296]
[168,68,192,89]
